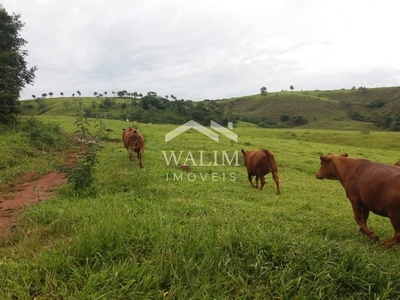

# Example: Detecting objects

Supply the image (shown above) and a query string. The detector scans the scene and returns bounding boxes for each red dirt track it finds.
[0,171,67,237]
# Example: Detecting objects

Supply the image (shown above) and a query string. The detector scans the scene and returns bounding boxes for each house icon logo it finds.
[165,120,238,142]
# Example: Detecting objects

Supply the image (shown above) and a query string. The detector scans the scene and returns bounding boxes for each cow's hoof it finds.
[368,233,379,241]
[359,228,379,241]
[382,238,399,248]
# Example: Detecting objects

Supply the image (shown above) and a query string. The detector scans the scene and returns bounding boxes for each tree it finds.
[60,92,64,97]
[94,92,97,97]
[117,90,127,97]
[77,90,81,96]
[0,5,37,125]
[290,85,294,94]
[42,93,47,98]
[260,87,267,96]
[292,115,308,126]
[48,92,53,98]
[32,94,36,99]
[280,115,290,122]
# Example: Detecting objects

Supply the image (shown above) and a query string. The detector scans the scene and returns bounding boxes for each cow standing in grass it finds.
[316,153,400,247]
[122,128,145,168]
[241,148,280,194]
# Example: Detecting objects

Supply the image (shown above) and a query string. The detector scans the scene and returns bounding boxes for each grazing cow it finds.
[241,149,280,194]
[122,128,145,168]
[316,153,400,247]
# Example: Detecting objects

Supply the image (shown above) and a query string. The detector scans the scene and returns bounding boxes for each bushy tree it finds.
[260,87,267,96]
[291,115,308,125]
[0,5,37,125]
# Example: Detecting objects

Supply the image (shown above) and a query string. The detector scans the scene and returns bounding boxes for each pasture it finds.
[1,116,400,299]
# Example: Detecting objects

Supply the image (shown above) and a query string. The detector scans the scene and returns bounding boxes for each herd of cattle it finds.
[122,128,400,248]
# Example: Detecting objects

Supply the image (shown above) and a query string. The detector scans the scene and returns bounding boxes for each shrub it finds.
[66,100,104,195]
[368,100,386,108]
[280,115,290,122]
[100,97,117,109]
[348,111,370,122]
[358,86,368,93]
[291,115,308,126]
[19,117,68,150]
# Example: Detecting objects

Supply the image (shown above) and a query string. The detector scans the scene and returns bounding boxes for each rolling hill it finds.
[20,85,400,131]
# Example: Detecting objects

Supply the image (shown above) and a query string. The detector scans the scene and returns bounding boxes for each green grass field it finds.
[1,116,400,299]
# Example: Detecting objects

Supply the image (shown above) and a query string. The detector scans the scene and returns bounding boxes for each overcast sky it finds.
[3,0,400,101]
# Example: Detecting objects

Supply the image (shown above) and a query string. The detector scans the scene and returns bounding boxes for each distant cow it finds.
[241,149,280,194]
[316,153,400,247]
[122,128,145,168]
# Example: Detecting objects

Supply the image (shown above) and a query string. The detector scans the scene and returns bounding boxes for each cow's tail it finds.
[262,149,278,172]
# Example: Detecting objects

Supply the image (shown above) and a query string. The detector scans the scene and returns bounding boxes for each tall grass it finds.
[1,119,400,299]
[0,118,70,189]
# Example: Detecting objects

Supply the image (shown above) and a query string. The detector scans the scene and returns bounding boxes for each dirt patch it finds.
[0,171,67,237]
[0,148,83,238]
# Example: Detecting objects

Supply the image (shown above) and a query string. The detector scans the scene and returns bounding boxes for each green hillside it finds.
[222,86,400,130]
[20,86,400,131]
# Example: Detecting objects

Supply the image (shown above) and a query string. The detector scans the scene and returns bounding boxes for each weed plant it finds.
[66,99,104,195]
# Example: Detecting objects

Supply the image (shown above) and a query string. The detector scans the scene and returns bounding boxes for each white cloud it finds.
[2,0,400,100]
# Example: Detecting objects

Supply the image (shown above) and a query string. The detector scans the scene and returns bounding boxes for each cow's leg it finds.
[259,175,265,190]
[272,171,280,195]
[254,175,259,188]
[129,147,136,162]
[382,211,400,247]
[248,173,256,188]
[351,201,378,240]
[247,173,252,186]
[138,151,143,168]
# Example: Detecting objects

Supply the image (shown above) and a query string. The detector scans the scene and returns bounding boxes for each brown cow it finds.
[122,128,145,168]
[241,149,280,194]
[316,153,400,247]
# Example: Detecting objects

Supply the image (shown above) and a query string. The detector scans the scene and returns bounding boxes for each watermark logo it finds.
[163,120,239,182]
[165,120,237,142]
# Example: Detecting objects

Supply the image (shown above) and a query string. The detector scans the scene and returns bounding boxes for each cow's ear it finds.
[241,149,245,154]
[340,153,348,157]
[122,128,125,131]
[320,155,330,163]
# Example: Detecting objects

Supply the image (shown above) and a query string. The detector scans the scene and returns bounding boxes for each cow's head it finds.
[122,128,131,136]
[316,153,348,180]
